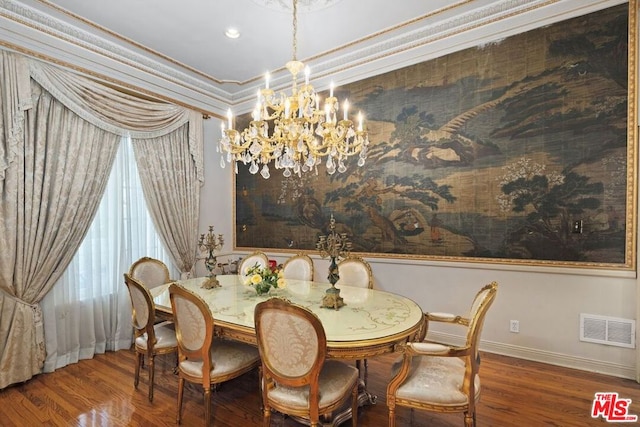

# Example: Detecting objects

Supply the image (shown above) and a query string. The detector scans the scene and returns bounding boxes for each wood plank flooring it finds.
[1,349,639,426]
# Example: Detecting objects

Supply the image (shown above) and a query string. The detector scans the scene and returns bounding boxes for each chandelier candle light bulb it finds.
[218,0,369,179]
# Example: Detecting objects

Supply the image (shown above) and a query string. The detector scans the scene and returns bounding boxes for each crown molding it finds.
[0,0,628,116]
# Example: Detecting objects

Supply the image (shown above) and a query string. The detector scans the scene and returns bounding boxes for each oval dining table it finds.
[152,274,424,359]
[151,274,424,425]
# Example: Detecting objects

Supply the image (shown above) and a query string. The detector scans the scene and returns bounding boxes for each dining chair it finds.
[282,253,314,281]
[169,283,260,426]
[336,256,373,384]
[129,256,171,290]
[123,273,178,402]
[254,297,359,427]
[387,281,498,427]
[336,256,373,289]
[238,251,269,279]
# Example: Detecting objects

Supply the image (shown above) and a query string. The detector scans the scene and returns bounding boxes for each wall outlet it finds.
[510,320,520,333]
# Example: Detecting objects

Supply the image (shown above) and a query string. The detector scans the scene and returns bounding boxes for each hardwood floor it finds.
[1,349,639,426]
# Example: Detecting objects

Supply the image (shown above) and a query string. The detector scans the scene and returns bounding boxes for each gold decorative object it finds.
[218,0,369,179]
[198,226,224,289]
[316,215,352,309]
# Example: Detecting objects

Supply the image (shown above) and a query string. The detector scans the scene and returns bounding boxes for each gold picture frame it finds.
[233,1,637,271]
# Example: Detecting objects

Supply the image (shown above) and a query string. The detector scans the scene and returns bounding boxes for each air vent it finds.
[580,314,635,348]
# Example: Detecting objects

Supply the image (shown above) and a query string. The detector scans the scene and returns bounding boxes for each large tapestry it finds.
[235,3,636,269]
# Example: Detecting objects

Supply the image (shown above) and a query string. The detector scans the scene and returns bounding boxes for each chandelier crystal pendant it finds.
[218,0,369,179]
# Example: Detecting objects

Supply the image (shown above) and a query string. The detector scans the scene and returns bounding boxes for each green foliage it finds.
[501,172,603,224]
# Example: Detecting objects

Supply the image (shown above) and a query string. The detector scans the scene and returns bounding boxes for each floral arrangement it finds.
[244,263,284,295]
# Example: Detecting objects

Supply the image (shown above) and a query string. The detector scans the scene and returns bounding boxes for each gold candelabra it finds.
[316,215,352,309]
[198,226,224,289]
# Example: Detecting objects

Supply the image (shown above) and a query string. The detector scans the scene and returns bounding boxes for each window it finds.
[42,136,175,371]
[63,136,175,300]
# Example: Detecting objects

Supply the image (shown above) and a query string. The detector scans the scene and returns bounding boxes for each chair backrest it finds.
[129,256,171,289]
[254,298,326,389]
[169,283,214,372]
[465,282,498,377]
[123,273,157,342]
[238,251,269,279]
[282,253,314,281]
[336,256,373,288]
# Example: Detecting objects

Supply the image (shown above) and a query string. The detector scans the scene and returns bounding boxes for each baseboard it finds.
[428,331,636,380]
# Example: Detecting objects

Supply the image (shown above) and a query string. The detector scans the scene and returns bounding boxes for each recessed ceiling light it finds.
[225,28,240,39]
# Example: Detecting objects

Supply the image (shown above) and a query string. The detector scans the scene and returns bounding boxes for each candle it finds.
[285,98,290,118]
[329,82,334,98]
[265,72,270,90]
[256,91,262,120]
[298,93,304,118]
[220,122,225,136]
[227,109,233,130]
[325,103,331,122]
[343,99,349,121]
[315,94,320,110]
[304,66,310,85]
[358,112,363,131]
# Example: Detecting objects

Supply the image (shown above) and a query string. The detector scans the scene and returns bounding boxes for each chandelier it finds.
[218,0,369,179]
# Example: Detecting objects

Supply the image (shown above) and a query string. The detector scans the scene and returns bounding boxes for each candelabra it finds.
[316,215,352,309]
[198,226,224,289]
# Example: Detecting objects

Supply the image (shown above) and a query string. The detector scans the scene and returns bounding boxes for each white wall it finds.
[199,117,637,379]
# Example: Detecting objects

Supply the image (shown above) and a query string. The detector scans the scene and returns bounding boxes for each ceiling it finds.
[0,0,626,116]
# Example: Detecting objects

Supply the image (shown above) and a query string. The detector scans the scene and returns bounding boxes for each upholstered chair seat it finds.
[134,321,177,351]
[387,282,498,427]
[267,360,359,409]
[282,253,314,281]
[178,340,261,379]
[391,346,481,405]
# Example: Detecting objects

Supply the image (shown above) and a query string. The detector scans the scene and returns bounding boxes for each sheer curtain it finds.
[41,137,177,372]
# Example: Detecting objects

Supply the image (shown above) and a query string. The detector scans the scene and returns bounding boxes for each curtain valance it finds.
[0,51,203,183]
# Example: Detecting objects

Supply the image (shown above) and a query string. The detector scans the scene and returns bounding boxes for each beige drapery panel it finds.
[132,127,199,275]
[0,80,121,389]
[0,50,204,389]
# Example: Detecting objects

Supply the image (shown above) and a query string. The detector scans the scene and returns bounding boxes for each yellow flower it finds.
[250,274,262,285]
[277,277,286,288]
